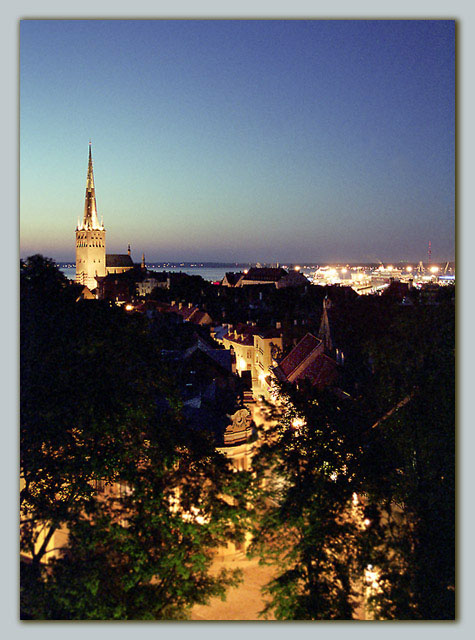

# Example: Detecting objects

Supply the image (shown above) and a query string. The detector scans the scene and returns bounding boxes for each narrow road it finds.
[190,554,276,621]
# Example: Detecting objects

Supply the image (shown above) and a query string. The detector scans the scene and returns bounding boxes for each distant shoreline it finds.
[55,260,456,270]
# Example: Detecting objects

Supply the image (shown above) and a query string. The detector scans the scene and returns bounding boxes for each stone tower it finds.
[75,143,106,289]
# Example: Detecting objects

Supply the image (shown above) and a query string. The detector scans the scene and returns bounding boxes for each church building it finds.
[75,144,134,289]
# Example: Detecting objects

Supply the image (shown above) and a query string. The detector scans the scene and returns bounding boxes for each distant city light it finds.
[406,266,412,272]
[430,266,439,273]
[294,265,301,271]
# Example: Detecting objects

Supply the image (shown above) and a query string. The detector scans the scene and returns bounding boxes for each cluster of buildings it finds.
[71,143,348,470]
[26,144,433,567]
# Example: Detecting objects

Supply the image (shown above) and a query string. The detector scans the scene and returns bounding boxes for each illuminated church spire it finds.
[78,142,103,231]
[75,143,106,288]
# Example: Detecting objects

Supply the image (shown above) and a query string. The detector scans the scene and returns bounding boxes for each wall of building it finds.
[75,228,106,288]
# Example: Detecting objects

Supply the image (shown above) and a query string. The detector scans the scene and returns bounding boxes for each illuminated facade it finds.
[221,324,283,401]
[76,144,134,290]
[75,143,107,288]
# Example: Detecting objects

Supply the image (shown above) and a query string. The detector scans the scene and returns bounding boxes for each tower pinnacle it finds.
[79,143,103,231]
[75,143,107,288]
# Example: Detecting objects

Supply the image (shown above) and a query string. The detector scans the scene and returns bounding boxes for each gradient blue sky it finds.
[20,19,455,263]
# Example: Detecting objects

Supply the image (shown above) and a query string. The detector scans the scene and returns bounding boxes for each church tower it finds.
[75,143,106,289]
[318,296,333,354]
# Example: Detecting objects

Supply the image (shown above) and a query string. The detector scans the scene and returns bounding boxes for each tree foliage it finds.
[249,385,367,619]
[20,256,251,619]
[249,294,455,620]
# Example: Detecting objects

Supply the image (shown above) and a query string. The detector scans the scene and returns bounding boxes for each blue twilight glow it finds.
[20,19,455,263]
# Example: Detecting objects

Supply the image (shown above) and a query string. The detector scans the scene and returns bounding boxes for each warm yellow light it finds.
[291,417,306,430]
[387,265,393,271]
[365,565,380,589]
[294,265,301,271]
[341,268,347,274]
[406,266,412,272]
[430,266,439,273]
[125,304,134,311]
[238,357,247,371]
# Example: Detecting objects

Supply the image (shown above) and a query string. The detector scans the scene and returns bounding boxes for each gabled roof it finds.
[240,267,288,282]
[222,272,243,286]
[166,303,212,325]
[184,338,233,372]
[295,353,339,389]
[276,270,309,288]
[188,309,213,325]
[106,254,134,267]
[273,332,338,389]
[277,333,323,378]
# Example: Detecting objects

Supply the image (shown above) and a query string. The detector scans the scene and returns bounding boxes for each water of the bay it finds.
[60,266,239,283]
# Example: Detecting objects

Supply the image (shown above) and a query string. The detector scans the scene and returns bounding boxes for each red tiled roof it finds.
[188,309,212,325]
[168,304,196,320]
[295,353,339,389]
[278,333,322,377]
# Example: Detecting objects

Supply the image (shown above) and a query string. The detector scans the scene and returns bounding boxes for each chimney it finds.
[127,244,131,256]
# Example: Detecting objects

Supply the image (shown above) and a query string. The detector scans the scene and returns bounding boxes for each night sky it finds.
[20,19,455,264]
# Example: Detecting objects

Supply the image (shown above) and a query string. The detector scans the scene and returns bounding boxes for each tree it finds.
[249,383,367,619]
[248,295,455,620]
[20,256,252,619]
[359,300,455,619]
